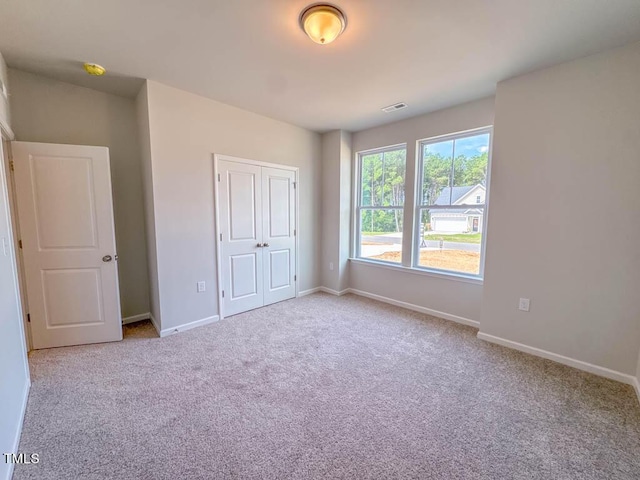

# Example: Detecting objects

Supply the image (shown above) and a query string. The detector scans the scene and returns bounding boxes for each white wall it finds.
[337,132,352,292]
[142,80,322,331]
[0,53,30,480]
[637,350,640,392]
[7,69,150,319]
[135,84,161,326]
[350,97,495,322]
[321,130,352,292]
[480,41,640,375]
[0,54,10,136]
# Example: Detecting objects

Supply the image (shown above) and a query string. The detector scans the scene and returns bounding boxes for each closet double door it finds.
[217,158,296,317]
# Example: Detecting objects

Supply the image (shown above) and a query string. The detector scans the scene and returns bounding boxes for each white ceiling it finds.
[1,0,640,132]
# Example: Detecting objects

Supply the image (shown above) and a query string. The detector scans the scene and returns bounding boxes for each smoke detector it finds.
[381,102,407,113]
[83,63,106,76]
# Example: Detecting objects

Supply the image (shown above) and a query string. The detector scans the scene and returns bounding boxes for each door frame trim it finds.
[0,137,30,385]
[213,154,299,320]
[3,139,32,352]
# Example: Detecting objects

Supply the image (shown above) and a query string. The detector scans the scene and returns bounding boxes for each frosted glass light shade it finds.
[300,4,347,45]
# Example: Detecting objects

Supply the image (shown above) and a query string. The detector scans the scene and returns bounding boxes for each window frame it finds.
[413,126,493,279]
[351,126,493,283]
[353,143,407,264]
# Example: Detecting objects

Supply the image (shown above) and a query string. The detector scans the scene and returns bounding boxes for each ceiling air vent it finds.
[381,102,407,113]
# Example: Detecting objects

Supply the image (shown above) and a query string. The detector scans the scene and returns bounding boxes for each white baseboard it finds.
[122,312,151,325]
[159,315,219,338]
[298,286,350,297]
[305,285,479,328]
[295,286,640,405]
[477,332,638,389]
[298,287,321,297]
[319,286,350,296]
[4,379,30,480]
[149,313,161,337]
[347,288,480,328]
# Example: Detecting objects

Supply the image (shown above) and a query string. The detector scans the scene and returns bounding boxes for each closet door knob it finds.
[256,243,263,248]
[263,243,270,248]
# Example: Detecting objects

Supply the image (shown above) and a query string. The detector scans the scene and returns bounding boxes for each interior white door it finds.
[262,167,296,306]
[12,141,122,349]
[219,160,264,316]
[218,159,297,317]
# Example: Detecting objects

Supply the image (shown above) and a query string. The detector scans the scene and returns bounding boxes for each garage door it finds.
[433,217,467,233]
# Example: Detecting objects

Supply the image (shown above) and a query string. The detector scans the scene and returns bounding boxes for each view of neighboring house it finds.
[430,185,485,233]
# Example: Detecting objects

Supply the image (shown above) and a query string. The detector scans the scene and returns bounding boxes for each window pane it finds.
[359,209,403,263]
[452,133,490,206]
[360,148,406,207]
[417,208,483,275]
[421,140,453,206]
[360,152,381,207]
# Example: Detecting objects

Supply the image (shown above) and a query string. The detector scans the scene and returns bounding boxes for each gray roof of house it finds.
[430,207,483,215]
[434,186,475,205]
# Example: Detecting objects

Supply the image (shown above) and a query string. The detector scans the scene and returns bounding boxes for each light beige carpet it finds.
[14,293,640,479]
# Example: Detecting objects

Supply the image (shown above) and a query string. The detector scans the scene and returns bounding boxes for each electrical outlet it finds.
[519,298,530,312]
[329,262,334,271]
[197,281,206,293]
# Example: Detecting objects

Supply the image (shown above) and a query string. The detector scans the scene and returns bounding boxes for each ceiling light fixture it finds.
[83,63,106,76]
[299,3,347,45]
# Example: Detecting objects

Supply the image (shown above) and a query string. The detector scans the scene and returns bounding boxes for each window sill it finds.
[348,258,484,285]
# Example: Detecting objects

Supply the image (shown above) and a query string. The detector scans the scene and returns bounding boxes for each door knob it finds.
[263,243,270,247]
[102,255,113,262]
[256,243,263,248]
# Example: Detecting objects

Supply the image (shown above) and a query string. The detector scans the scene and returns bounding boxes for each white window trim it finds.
[351,126,493,282]
[352,144,407,262]
[349,258,483,285]
[413,126,493,279]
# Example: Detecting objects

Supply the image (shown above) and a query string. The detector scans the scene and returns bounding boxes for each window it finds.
[416,128,491,276]
[355,146,406,264]
[353,128,491,280]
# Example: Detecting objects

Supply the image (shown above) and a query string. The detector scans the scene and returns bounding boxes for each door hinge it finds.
[294,275,297,281]
[9,160,14,172]
[218,173,221,182]
[219,233,222,241]
[294,229,296,236]
[18,239,22,249]
[293,181,296,189]
[222,290,225,298]
[27,313,30,323]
